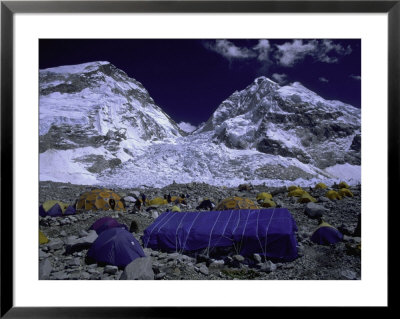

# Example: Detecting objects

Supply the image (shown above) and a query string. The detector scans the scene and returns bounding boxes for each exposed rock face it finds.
[197,77,361,169]
[39,61,183,153]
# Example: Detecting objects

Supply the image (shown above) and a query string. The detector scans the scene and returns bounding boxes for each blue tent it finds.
[311,222,343,245]
[142,208,298,261]
[86,228,145,267]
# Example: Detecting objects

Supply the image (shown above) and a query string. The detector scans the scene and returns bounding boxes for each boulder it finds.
[47,238,64,251]
[65,230,98,253]
[305,202,328,219]
[104,265,119,275]
[119,256,154,280]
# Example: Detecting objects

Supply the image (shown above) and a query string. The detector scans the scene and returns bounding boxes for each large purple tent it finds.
[87,228,145,267]
[142,208,298,261]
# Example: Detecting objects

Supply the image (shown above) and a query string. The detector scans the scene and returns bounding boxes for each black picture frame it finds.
[1,0,395,317]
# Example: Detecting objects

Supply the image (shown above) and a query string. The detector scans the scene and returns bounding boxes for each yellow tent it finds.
[260,198,277,208]
[216,197,259,211]
[288,185,300,192]
[171,196,185,203]
[315,182,328,189]
[76,189,125,211]
[338,181,350,189]
[288,188,305,197]
[39,230,49,245]
[256,192,273,201]
[326,190,342,200]
[339,188,354,197]
[42,200,70,214]
[298,193,317,203]
[171,205,181,212]
[148,197,168,206]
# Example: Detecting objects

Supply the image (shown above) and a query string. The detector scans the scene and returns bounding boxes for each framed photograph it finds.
[1,0,394,316]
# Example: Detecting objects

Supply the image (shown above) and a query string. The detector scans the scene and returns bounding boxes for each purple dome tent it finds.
[310,222,343,245]
[89,216,128,235]
[86,228,145,267]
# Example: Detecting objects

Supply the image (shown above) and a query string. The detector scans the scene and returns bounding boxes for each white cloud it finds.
[253,39,271,61]
[275,39,352,67]
[204,39,272,63]
[205,40,257,60]
[271,73,288,84]
[319,77,329,83]
[178,121,197,133]
[275,40,317,67]
[350,74,361,80]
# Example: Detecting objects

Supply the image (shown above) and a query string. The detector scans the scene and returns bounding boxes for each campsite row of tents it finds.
[39,181,355,217]
[39,182,354,263]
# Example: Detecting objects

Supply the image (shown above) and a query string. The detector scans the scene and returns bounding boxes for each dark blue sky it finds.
[39,39,361,127]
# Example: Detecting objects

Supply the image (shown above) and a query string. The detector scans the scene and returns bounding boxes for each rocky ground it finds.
[39,181,361,280]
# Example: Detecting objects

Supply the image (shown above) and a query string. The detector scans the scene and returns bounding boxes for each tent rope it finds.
[208,209,235,255]
[238,209,251,254]
[175,212,189,252]
[231,209,242,255]
[205,210,222,256]
[143,210,171,247]
[255,209,266,256]
[180,210,201,254]
[264,208,276,256]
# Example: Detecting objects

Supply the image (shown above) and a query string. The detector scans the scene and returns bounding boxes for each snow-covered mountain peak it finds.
[40,61,184,173]
[40,61,111,75]
[40,63,361,188]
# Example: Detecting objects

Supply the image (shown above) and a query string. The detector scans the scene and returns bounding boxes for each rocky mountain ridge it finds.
[39,61,361,188]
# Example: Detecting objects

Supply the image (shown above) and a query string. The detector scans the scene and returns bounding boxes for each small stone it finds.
[155,272,166,279]
[68,257,81,267]
[167,252,180,261]
[198,264,209,275]
[104,265,119,275]
[253,253,262,263]
[341,270,357,280]
[47,238,64,251]
[60,230,67,237]
[39,258,52,280]
[151,211,159,219]
[259,260,277,273]
[39,249,49,259]
[80,272,91,280]
[51,271,68,280]
[233,255,245,262]
[41,245,49,252]
[209,260,225,269]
